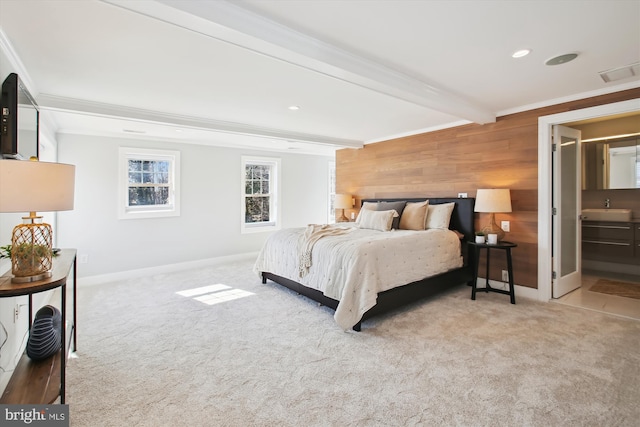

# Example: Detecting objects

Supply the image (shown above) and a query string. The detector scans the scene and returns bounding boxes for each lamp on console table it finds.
[334,194,353,223]
[474,188,512,241]
[0,159,75,283]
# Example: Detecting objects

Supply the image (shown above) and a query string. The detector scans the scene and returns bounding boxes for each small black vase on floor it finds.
[27,305,62,361]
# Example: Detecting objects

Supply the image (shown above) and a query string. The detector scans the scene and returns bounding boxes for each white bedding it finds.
[253,225,463,330]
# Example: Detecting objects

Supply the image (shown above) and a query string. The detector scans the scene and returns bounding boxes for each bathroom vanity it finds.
[582,209,640,265]
[582,220,640,264]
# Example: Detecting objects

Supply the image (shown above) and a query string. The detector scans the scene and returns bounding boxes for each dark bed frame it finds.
[261,197,476,331]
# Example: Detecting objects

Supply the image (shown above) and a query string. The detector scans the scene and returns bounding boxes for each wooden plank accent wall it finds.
[337,88,640,289]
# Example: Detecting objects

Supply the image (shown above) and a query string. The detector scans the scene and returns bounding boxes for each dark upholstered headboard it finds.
[360,197,476,242]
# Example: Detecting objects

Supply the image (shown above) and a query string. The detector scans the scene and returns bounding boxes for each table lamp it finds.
[474,188,512,241]
[334,194,353,223]
[0,159,75,283]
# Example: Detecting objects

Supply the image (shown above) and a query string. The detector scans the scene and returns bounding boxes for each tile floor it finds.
[554,270,640,321]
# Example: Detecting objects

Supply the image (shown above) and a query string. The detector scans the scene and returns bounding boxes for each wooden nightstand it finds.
[468,241,517,304]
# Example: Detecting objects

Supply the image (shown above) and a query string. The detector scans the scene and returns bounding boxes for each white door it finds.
[552,125,582,298]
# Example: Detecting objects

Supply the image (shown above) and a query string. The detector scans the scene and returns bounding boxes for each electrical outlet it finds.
[457,192,468,198]
[501,221,510,232]
[79,254,89,264]
[502,270,509,282]
[14,305,20,323]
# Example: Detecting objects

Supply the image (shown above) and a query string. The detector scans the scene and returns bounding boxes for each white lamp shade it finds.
[334,194,353,209]
[474,189,512,213]
[0,160,76,213]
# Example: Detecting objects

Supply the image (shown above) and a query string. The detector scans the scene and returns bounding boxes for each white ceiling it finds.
[1,0,639,156]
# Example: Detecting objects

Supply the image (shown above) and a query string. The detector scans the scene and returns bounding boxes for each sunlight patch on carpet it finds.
[176,284,231,297]
[176,284,254,305]
[194,289,254,305]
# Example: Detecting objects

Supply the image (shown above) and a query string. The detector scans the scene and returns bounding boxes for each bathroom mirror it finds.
[582,137,639,190]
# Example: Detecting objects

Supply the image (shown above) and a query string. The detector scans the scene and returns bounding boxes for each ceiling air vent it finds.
[598,62,640,83]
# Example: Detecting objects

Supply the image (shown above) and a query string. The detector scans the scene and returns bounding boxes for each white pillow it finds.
[355,202,378,224]
[357,209,398,232]
[425,202,455,229]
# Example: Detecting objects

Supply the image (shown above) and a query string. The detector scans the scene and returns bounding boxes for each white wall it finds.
[1,128,333,393]
[56,133,334,279]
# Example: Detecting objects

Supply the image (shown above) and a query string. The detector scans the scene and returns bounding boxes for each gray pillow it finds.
[374,201,406,229]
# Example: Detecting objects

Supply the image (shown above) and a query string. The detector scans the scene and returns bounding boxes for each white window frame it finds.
[328,161,336,223]
[118,147,181,220]
[241,156,281,234]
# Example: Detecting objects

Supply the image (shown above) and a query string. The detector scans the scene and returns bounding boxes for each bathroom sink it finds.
[581,208,632,222]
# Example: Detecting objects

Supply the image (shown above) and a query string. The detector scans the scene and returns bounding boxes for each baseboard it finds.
[80,252,259,286]
[475,277,539,300]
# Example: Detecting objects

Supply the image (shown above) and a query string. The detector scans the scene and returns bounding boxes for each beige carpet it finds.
[589,279,640,300]
[67,259,640,426]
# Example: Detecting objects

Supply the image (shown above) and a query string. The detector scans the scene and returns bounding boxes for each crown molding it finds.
[496,80,640,117]
[101,0,495,125]
[0,27,38,95]
[37,94,362,148]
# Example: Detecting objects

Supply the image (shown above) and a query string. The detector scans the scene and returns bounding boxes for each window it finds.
[118,147,180,219]
[328,161,336,223]
[241,156,280,233]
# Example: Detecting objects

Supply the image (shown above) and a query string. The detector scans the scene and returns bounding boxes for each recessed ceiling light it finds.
[545,53,578,66]
[512,49,531,58]
[288,105,300,111]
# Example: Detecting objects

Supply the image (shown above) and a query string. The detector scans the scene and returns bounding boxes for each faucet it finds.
[605,198,610,208]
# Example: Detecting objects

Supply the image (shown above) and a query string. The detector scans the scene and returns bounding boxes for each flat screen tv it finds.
[1,73,39,160]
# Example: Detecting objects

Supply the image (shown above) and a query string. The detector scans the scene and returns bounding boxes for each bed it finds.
[254,197,476,331]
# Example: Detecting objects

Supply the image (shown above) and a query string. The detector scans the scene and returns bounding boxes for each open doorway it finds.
[538,99,640,319]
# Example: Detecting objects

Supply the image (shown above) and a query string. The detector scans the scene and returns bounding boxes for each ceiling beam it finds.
[37,94,363,148]
[102,0,496,124]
